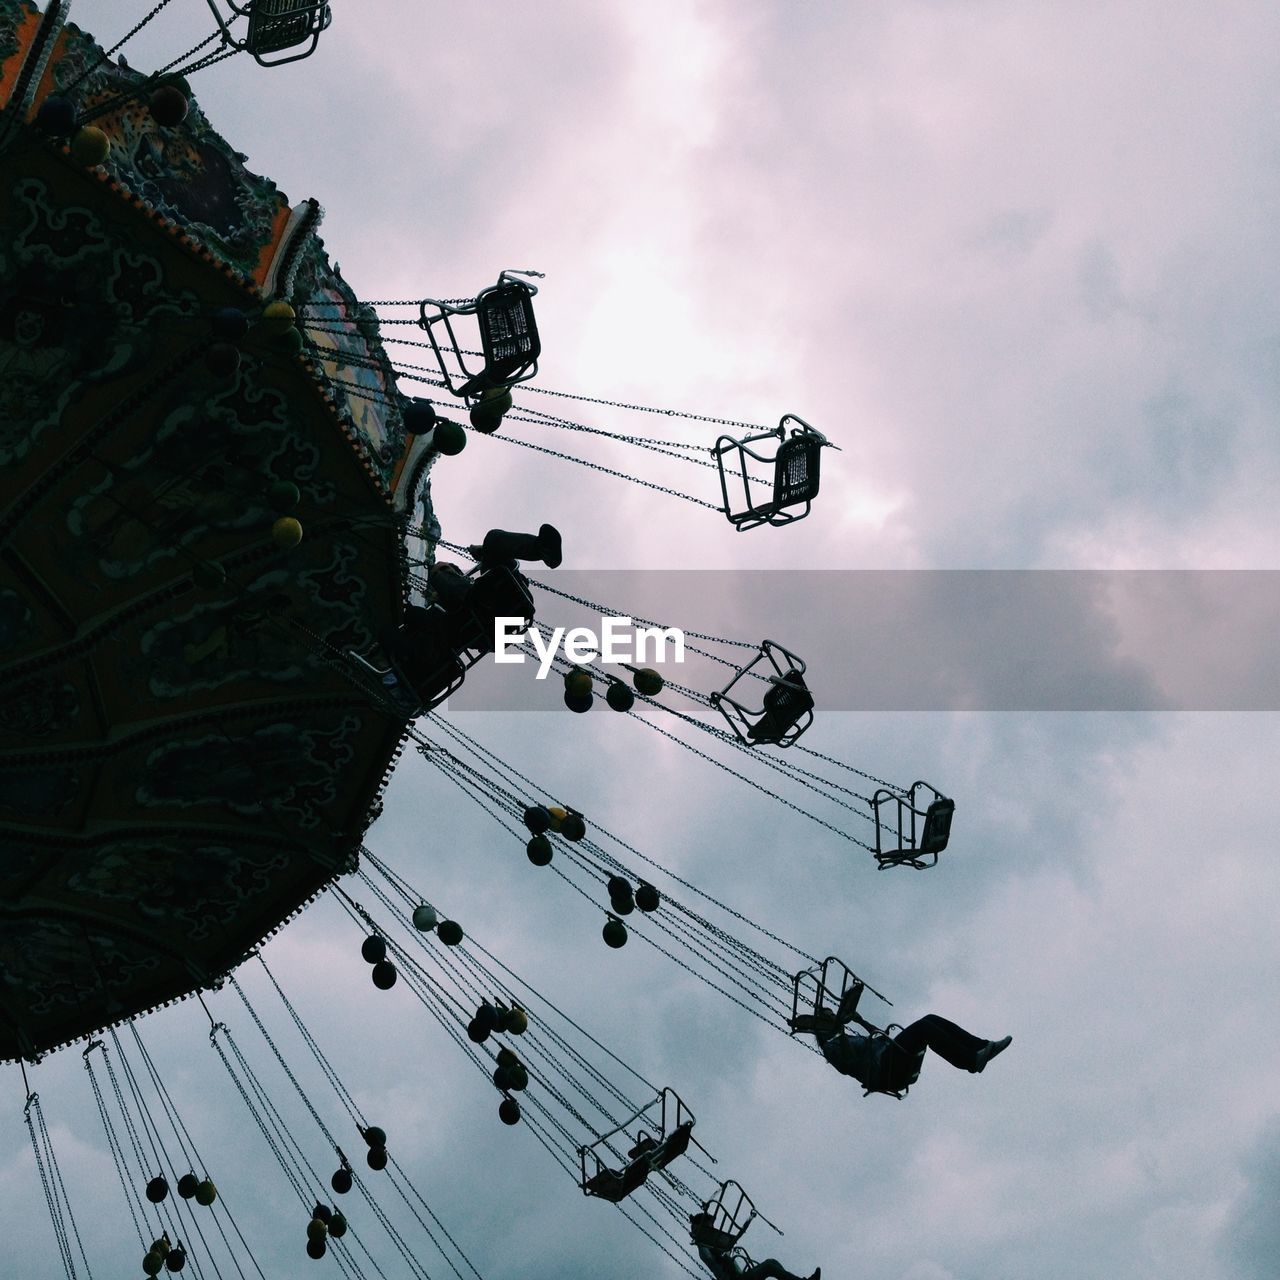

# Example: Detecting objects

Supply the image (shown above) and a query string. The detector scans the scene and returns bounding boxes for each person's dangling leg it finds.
[740,1260,817,1280]
[892,1014,989,1070]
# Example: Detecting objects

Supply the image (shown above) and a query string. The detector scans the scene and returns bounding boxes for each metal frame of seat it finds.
[709,639,813,748]
[711,414,832,531]
[203,0,331,66]
[418,270,542,400]
[871,780,955,869]
[578,1087,698,1202]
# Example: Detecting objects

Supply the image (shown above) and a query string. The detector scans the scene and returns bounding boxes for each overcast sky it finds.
[4,3,1280,1279]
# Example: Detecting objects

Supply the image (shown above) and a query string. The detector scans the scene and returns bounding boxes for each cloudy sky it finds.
[5,3,1280,1279]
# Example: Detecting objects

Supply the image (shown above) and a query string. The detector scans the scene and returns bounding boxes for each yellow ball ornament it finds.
[261,300,296,335]
[272,516,303,549]
[71,126,110,166]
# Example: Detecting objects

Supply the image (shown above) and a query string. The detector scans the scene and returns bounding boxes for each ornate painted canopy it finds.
[0,1,415,1061]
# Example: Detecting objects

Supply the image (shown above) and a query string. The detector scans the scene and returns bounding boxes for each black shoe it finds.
[971,1035,1012,1073]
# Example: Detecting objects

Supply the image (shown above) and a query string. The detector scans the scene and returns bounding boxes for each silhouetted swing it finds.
[418,270,542,401]
[203,0,332,65]
[790,956,922,1099]
[579,1088,699,1203]
[871,780,955,869]
[712,415,832,531]
[350,563,536,714]
[710,640,814,747]
[693,1180,787,1274]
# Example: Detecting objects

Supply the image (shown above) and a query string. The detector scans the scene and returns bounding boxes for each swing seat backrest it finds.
[772,434,822,508]
[246,0,328,55]
[747,670,814,741]
[647,1120,693,1171]
[476,281,540,381]
[919,797,955,855]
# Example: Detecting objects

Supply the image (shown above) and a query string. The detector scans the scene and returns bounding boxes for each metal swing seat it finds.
[712,415,832,532]
[204,0,332,65]
[348,564,535,715]
[692,1180,786,1274]
[418,270,542,400]
[579,1088,699,1204]
[789,957,920,1098]
[871,780,955,869]
[710,640,814,748]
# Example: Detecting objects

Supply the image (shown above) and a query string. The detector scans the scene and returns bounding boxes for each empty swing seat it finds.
[712,640,814,748]
[713,414,832,532]
[245,0,330,55]
[583,1157,650,1203]
[418,270,542,400]
[872,782,955,869]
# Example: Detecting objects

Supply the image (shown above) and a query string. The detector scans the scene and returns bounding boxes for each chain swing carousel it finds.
[2,4,964,1278]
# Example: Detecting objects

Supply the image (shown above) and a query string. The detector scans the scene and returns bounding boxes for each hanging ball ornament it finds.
[148,84,189,126]
[195,1179,217,1206]
[143,1250,165,1276]
[205,342,240,378]
[271,516,303,549]
[177,1173,199,1200]
[522,805,552,835]
[632,668,664,697]
[560,812,586,842]
[70,125,110,166]
[361,934,387,964]
[366,1147,388,1172]
[165,1247,187,1273]
[312,1203,333,1225]
[467,1018,490,1044]
[635,883,661,913]
[268,480,301,512]
[545,806,567,832]
[499,1098,521,1126]
[563,668,593,698]
[475,1002,499,1034]
[371,960,398,989]
[432,419,467,456]
[504,1006,528,1035]
[363,1126,387,1149]
[496,1047,519,1069]
[412,903,438,932]
[306,1238,327,1260]
[211,307,249,340]
[146,1175,169,1203]
[402,398,437,436]
[607,876,633,900]
[526,834,553,867]
[331,1167,352,1195]
[437,919,464,946]
[329,1213,348,1239]
[602,919,629,949]
[609,892,634,917]
[272,325,305,354]
[605,681,635,713]
[261,300,296,335]
[307,1219,329,1243]
[35,95,76,136]
[564,688,594,714]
